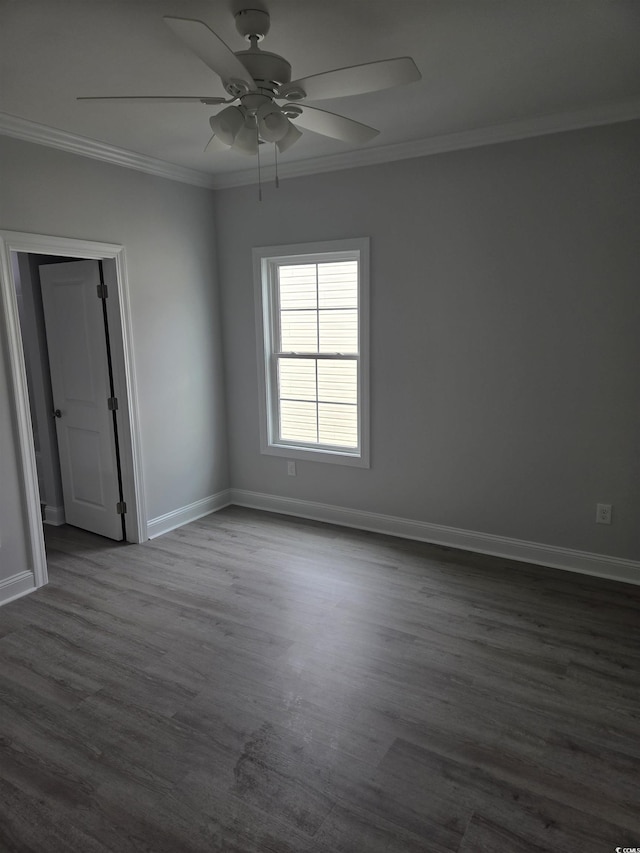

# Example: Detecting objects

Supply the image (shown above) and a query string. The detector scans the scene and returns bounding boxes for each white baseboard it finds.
[43,505,65,526]
[0,571,37,606]
[229,489,640,587]
[147,490,232,539]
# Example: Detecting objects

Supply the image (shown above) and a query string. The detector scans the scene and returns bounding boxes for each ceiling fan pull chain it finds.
[274,144,279,189]
[257,129,262,202]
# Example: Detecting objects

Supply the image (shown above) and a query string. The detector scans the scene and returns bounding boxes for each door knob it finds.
[53,409,62,418]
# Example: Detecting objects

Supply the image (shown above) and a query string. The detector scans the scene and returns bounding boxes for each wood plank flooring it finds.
[0,506,639,852]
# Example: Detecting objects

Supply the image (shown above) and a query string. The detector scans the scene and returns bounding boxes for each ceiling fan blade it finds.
[164,17,255,89]
[285,57,420,101]
[77,96,228,105]
[294,106,379,145]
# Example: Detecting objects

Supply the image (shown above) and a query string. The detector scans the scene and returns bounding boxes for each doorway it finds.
[0,231,147,590]
[16,254,128,541]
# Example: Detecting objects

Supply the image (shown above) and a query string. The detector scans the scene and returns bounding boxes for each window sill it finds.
[261,442,370,468]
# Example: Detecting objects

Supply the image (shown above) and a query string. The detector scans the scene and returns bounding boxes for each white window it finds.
[253,238,369,467]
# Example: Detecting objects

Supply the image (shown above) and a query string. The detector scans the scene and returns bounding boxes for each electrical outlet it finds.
[595,503,612,525]
[287,461,296,476]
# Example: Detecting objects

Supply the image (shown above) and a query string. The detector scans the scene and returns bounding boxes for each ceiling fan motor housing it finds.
[234,49,292,91]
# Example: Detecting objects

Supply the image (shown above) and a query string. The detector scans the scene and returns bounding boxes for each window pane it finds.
[280,310,318,352]
[280,400,318,443]
[317,360,357,404]
[318,261,358,309]
[318,403,358,448]
[279,358,317,401]
[279,264,317,309]
[256,241,367,462]
[318,309,358,352]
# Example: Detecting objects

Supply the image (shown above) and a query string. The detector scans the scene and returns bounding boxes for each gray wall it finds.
[0,136,228,579]
[215,120,640,561]
[1,120,638,587]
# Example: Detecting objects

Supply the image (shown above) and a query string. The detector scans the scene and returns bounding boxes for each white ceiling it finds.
[1,0,639,186]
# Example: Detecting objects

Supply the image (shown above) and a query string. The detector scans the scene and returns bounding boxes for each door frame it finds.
[0,231,147,586]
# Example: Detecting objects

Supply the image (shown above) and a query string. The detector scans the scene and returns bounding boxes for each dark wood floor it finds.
[0,507,639,852]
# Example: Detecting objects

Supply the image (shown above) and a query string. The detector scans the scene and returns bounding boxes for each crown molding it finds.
[212,97,640,189]
[0,112,216,189]
[1,98,639,192]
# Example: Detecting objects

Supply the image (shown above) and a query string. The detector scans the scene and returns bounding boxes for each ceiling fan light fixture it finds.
[256,102,289,142]
[209,105,245,145]
[276,121,302,153]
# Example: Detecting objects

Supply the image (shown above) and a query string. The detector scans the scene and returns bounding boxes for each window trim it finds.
[253,238,370,468]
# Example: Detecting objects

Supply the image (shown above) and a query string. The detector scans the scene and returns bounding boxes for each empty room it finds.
[0,1,639,851]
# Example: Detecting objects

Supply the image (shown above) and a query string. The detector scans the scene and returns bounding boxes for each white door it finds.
[40,260,123,540]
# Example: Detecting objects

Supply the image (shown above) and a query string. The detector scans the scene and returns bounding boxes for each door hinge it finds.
[116,501,127,515]
[96,283,108,299]
[107,397,119,411]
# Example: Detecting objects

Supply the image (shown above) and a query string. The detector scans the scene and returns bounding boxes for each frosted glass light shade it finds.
[233,119,259,155]
[276,121,302,153]
[257,102,289,142]
[209,106,244,145]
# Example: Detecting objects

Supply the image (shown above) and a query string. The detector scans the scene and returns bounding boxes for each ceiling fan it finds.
[79,4,421,157]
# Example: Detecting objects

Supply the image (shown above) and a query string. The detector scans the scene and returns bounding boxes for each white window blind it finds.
[254,239,369,467]
[276,261,358,449]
